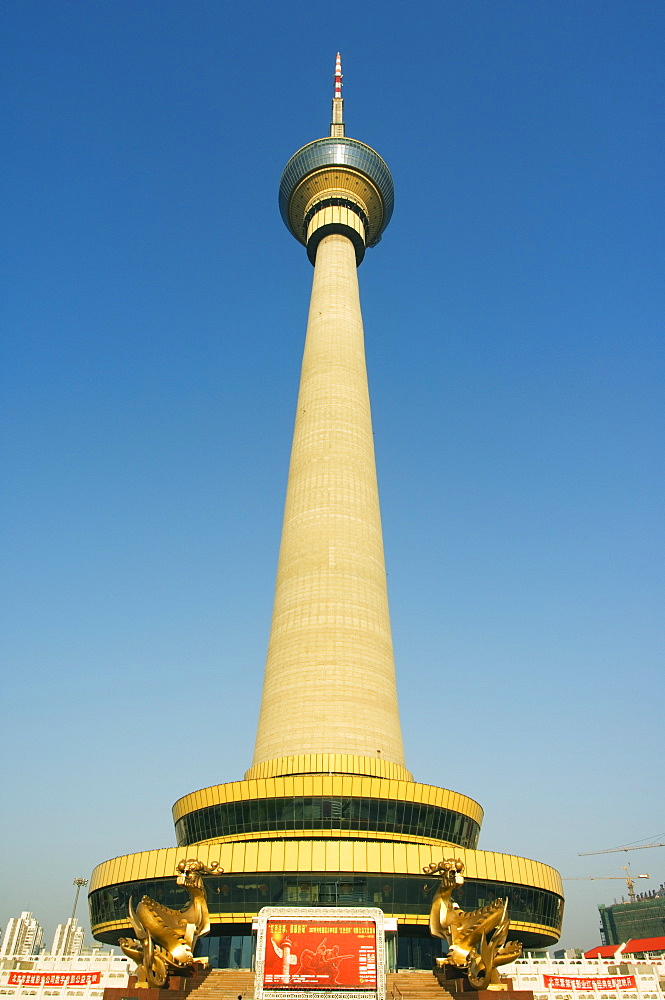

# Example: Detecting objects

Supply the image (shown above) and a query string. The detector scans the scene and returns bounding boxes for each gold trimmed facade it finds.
[90,831,563,958]
[91,843,562,899]
[171,776,484,827]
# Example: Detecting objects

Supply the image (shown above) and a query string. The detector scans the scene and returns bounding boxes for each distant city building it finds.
[0,913,44,958]
[50,919,85,958]
[600,893,665,945]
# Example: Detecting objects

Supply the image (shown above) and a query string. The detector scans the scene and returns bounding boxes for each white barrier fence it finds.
[0,953,130,1000]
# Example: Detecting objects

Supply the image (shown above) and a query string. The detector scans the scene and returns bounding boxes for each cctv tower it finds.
[89,56,563,969]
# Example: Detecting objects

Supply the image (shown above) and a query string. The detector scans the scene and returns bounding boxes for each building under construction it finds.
[600,891,665,945]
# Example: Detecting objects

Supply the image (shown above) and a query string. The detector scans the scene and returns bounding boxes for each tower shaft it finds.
[250,233,406,776]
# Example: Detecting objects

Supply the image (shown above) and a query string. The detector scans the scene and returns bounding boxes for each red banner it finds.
[263,919,377,989]
[543,976,637,991]
[8,973,102,987]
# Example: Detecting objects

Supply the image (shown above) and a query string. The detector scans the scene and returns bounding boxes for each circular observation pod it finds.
[279,137,394,264]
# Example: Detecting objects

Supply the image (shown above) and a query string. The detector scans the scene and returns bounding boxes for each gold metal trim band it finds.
[244,754,413,783]
[90,841,562,896]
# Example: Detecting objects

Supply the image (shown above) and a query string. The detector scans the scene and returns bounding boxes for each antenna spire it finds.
[330,52,344,137]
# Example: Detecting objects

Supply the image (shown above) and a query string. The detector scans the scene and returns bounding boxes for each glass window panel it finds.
[177,797,480,848]
[91,873,561,935]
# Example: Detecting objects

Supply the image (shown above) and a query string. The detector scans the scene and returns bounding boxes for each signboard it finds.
[263,918,376,989]
[543,976,637,991]
[255,906,385,1000]
[8,973,102,987]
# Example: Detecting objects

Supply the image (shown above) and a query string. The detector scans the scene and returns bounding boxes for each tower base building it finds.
[89,57,563,968]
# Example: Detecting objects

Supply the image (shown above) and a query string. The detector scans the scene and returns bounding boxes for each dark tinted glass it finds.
[90,874,563,939]
[175,796,481,849]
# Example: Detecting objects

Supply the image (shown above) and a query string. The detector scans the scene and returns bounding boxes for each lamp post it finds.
[71,878,88,920]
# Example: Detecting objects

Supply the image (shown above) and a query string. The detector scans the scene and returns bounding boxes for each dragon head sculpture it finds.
[176,858,221,888]
[423,857,465,889]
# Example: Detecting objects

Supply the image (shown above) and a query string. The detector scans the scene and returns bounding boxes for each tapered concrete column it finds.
[251,233,405,772]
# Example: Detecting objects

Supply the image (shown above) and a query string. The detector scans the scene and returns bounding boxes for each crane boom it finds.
[579,843,665,856]
[564,870,649,902]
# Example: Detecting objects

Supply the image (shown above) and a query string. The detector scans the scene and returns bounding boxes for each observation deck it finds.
[279,137,394,264]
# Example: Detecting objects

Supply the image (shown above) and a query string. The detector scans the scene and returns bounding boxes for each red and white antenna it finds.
[334,52,343,99]
[330,52,344,137]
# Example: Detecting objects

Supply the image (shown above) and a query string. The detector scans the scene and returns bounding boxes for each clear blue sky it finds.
[2,0,663,953]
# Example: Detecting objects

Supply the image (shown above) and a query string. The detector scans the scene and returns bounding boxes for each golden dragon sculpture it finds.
[119,859,222,989]
[424,858,522,990]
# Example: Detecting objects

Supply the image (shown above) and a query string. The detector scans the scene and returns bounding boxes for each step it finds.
[387,971,456,1000]
[182,967,453,1000]
[183,969,254,1000]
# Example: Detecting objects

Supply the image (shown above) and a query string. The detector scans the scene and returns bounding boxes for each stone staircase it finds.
[115,968,458,1000]
[196,969,456,1000]
[179,969,255,1000]
[387,970,456,1000]
[171,969,454,1000]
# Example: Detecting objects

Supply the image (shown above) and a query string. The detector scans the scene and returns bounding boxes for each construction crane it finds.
[579,842,665,857]
[564,868,649,903]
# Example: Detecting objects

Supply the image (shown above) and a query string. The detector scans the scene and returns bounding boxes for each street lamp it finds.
[71,878,88,920]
